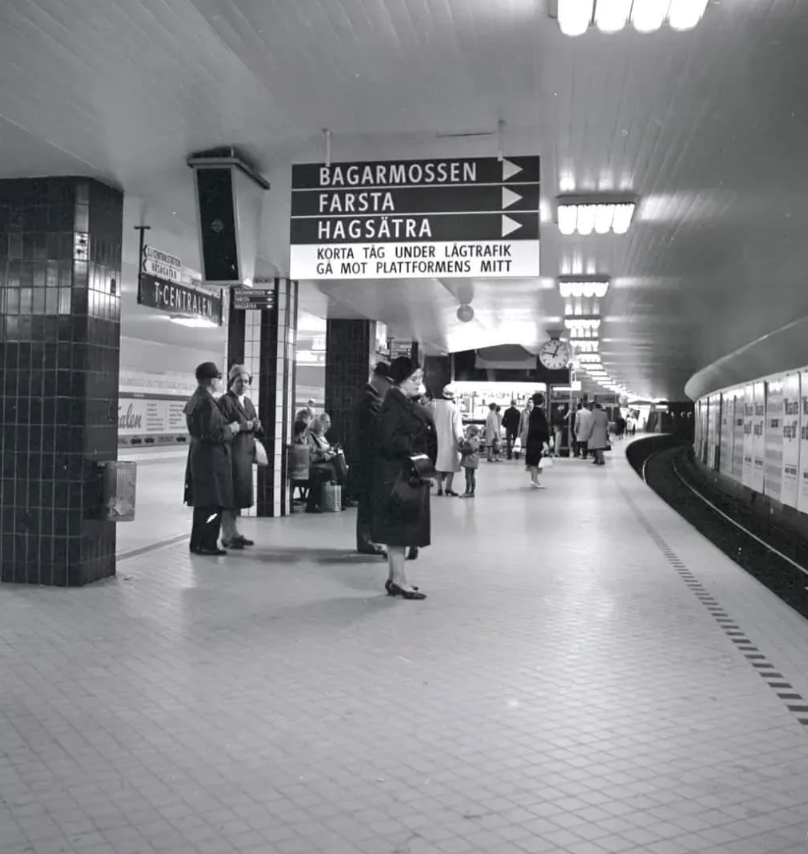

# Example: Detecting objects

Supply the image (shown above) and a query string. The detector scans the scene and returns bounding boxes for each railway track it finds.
[630,439,808,622]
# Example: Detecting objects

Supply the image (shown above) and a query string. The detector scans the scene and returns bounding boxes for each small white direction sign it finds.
[143,245,182,282]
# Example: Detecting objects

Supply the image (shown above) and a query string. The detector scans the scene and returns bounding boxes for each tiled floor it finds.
[2,444,808,854]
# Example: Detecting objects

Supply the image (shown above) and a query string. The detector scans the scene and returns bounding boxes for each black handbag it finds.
[407,453,436,485]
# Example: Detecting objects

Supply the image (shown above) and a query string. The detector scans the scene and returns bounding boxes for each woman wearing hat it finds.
[217,364,263,548]
[433,384,465,497]
[371,357,435,600]
[184,362,241,555]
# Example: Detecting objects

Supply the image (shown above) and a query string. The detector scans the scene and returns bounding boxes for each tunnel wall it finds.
[690,358,808,529]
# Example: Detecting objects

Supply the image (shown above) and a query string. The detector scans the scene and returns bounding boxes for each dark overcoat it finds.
[371,387,435,549]
[183,388,234,509]
[346,383,384,497]
[525,407,551,467]
[218,391,263,509]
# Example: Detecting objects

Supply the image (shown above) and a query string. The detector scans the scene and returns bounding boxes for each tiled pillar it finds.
[0,178,123,586]
[325,319,377,446]
[424,355,452,397]
[255,278,298,518]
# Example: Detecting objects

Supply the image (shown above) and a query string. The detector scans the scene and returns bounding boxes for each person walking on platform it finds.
[347,362,392,556]
[589,403,610,466]
[485,403,502,462]
[372,357,434,600]
[433,384,465,497]
[184,362,239,556]
[525,392,551,489]
[574,402,594,460]
[502,400,521,460]
[517,398,533,459]
[217,364,263,549]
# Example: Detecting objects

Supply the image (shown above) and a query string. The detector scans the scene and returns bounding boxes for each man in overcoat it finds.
[184,362,240,555]
[347,362,391,556]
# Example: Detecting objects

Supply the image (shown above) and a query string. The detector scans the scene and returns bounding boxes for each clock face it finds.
[539,339,571,370]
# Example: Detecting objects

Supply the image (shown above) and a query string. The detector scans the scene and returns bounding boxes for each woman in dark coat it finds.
[217,364,263,548]
[371,357,435,600]
[525,392,551,490]
[184,362,240,555]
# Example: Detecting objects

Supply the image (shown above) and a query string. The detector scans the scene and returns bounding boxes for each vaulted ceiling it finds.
[1,0,808,398]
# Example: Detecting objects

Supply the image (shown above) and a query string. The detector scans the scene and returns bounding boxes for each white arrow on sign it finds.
[501,187,522,210]
[502,158,523,182]
[501,214,522,238]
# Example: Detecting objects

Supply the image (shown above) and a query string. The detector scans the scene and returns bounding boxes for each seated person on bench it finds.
[302,413,350,513]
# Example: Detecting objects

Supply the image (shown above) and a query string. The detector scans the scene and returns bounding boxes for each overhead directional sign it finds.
[142,245,182,282]
[289,156,540,280]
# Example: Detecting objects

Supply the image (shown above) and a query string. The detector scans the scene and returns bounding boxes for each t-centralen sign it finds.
[289,156,540,280]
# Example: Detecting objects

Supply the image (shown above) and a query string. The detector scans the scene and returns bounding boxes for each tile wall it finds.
[0,178,123,586]
[324,319,377,447]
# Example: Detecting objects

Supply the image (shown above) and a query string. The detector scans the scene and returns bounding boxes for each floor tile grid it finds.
[1,456,808,854]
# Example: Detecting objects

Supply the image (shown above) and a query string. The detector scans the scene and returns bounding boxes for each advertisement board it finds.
[764,379,783,501]
[742,385,754,487]
[751,382,766,493]
[707,395,719,470]
[781,373,800,508]
[119,395,188,438]
[731,389,745,482]
[719,392,734,477]
[797,371,808,514]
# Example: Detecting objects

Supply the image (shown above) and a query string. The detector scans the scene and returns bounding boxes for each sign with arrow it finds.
[289,156,540,280]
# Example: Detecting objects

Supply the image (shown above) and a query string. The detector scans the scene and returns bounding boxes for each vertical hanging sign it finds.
[781,373,800,509]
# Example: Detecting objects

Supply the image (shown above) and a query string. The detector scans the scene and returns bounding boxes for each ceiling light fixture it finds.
[551,0,710,37]
[557,196,636,235]
[169,315,219,329]
[573,340,599,353]
[564,317,601,331]
[578,353,602,363]
[558,277,610,299]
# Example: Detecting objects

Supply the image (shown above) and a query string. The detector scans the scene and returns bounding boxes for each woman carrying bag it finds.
[371,357,436,601]
[525,392,551,490]
[217,364,266,548]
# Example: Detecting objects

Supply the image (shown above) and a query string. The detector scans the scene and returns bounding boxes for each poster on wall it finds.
[751,381,766,493]
[742,384,754,487]
[119,395,188,439]
[797,371,808,514]
[731,389,745,482]
[719,393,733,477]
[781,373,801,509]
[707,395,720,470]
[764,379,783,501]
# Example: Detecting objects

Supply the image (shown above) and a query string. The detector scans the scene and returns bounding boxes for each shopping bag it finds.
[538,455,553,470]
[321,482,342,513]
[513,438,522,453]
[254,439,269,467]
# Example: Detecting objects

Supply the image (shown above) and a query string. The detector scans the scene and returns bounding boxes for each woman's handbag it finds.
[332,450,349,481]
[321,482,342,513]
[408,453,436,484]
[538,454,553,470]
[254,439,269,467]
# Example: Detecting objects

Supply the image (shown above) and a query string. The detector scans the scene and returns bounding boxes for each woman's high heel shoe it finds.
[386,582,426,600]
[385,579,419,596]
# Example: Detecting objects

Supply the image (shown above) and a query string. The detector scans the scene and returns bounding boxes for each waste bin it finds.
[97,461,137,521]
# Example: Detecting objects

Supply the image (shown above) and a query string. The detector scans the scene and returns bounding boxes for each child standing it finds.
[460,425,481,498]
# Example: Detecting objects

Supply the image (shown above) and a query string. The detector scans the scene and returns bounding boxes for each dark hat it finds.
[389,356,420,385]
[373,361,392,380]
[195,361,222,382]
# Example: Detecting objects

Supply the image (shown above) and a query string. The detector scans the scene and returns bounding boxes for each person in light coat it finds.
[574,403,594,460]
[433,384,465,496]
[588,403,610,466]
[485,403,502,462]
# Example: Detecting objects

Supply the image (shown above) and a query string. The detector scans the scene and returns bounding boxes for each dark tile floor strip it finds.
[621,485,808,734]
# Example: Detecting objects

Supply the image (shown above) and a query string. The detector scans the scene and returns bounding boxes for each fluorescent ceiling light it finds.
[565,317,601,330]
[554,0,709,36]
[169,315,219,328]
[578,353,601,362]
[574,340,600,352]
[557,199,636,235]
[558,278,610,299]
